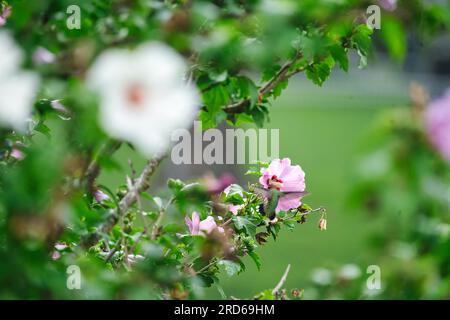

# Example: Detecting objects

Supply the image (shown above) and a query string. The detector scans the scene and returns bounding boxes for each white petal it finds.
[0,72,39,131]
[0,32,23,78]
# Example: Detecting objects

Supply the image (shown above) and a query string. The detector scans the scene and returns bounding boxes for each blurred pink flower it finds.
[425,89,450,163]
[378,0,397,11]
[227,204,244,215]
[203,172,235,194]
[32,47,56,65]
[51,251,61,260]
[259,158,306,212]
[10,148,24,160]
[51,242,67,261]
[185,211,223,235]
[54,243,68,251]
[0,6,11,26]
[94,189,110,202]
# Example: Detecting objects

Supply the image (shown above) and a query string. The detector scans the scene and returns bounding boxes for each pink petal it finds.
[33,47,56,65]
[54,243,67,251]
[199,216,217,234]
[94,189,110,202]
[184,215,193,233]
[259,170,271,188]
[260,158,286,186]
[378,0,397,11]
[10,148,24,160]
[191,212,201,235]
[228,204,244,215]
[279,165,306,192]
[52,251,61,261]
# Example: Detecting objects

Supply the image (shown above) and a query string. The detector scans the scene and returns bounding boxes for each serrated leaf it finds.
[351,24,373,57]
[218,260,241,277]
[283,220,296,231]
[329,44,349,72]
[232,215,258,237]
[305,56,335,86]
[248,250,262,271]
[203,84,229,113]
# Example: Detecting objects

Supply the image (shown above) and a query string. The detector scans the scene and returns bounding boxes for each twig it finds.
[272,264,291,295]
[223,51,303,114]
[105,238,122,263]
[150,196,175,240]
[85,140,122,190]
[196,259,220,275]
[81,154,166,248]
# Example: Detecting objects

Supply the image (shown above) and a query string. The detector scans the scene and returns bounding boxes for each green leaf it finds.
[201,84,230,128]
[245,168,263,177]
[218,260,241,277]
[248,250,262,271]
[351,24,373,68]
[351,24,373,57]
[305,56,335,86]
[231,76,258,105]
[199,109,227,129]
[329,44,349,72]
[223,184,245,205]
[232,216,258,237]
[380,16,406,62]
[271,79,289,98]
[34,121,51,139]
[283,220,296,231]
[251,104,269,127]
[203,84,229,113]
[268,223,281,240]
[254,289,275,300]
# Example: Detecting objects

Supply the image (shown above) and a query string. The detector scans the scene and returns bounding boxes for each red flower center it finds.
[268,175,283,190]
[126,84,146,107]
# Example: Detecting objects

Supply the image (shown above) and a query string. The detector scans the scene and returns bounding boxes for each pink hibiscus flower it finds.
[202,172,236,194]
[259,158,306,213]
[0,6,11,26]
[94,189,110,202]
[378,0,397,11]
[185,211,224,236]
[425,89,450,163]
[227,204,244,215]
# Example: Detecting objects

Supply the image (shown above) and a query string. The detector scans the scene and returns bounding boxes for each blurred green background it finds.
[97,62,415,298]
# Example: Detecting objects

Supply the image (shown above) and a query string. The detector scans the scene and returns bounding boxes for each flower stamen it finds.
[268,175,283,190]
[126,84,146,107]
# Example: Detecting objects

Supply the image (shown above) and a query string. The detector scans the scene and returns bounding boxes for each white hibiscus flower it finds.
[87,42,199,156]
[0,32,40,131]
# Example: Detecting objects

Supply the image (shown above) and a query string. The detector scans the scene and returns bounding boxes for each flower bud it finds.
[318,218,327,231]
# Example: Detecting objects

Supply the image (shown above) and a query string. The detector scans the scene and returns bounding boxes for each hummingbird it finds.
[253,186,309,220]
